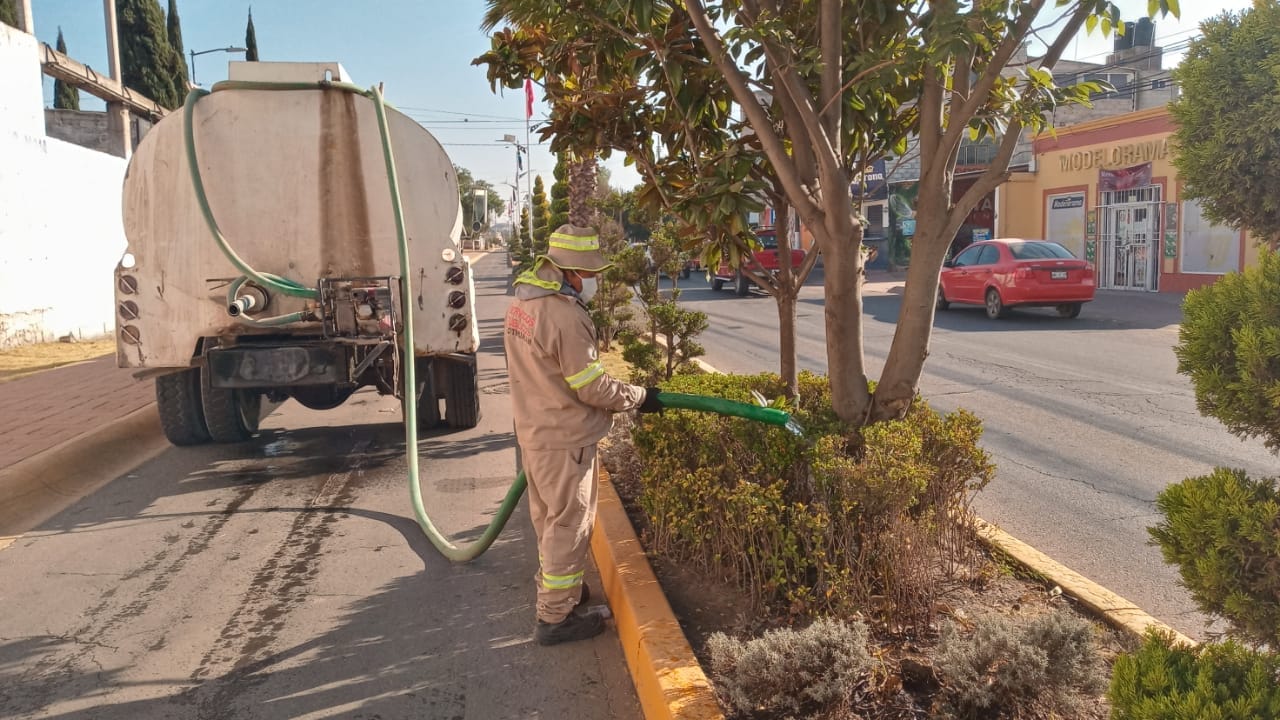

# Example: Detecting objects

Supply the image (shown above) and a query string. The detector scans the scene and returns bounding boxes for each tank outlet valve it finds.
[228,284,270,317]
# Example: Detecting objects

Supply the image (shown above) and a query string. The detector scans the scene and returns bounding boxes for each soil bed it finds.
[600,415,1133,719]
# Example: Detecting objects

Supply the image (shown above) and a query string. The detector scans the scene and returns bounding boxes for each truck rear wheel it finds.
[711,277,725,291]
[415,357,442,431]
[735,271,751,296]
[202,373,261,443]
[155,369,210,446]
[442,356,481,429]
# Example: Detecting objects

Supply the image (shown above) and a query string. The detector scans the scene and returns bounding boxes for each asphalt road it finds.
[0,253,641,720]
[670,267,1276,641]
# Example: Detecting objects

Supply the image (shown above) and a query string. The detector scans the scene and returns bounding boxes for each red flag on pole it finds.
[524,78,534,119]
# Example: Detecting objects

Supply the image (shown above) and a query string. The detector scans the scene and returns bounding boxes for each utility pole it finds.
[102,0,131,159]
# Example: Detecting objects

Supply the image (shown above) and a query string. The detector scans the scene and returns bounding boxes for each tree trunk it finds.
[870,171,953,422]
[567,155,597,227]
[818,215,872,424]
[774,202,799,399]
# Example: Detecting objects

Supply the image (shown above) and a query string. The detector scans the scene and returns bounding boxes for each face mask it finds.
[578,276,599,303]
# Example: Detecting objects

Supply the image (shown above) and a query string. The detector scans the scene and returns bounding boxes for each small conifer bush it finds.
[1109,630,1280,719]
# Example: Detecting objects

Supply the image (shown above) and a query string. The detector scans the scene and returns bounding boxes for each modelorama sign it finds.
[1057,137,1169,172]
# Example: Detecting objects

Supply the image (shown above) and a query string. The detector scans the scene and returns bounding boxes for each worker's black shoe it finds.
[535,609,606,646]
[579,582,590,606]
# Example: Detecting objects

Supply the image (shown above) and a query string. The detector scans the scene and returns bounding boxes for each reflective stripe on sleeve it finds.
[564,361,605,390]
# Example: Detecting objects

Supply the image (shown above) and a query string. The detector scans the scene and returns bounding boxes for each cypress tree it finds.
[116,0,180,108]
[0,1,19,27]
[549,154,569,231]
[166,0,189,96]
[244,8,259,61]
[53,28,80,110]
[531,175,551,255]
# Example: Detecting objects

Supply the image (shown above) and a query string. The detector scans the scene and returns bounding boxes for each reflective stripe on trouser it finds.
[522,443,598,624]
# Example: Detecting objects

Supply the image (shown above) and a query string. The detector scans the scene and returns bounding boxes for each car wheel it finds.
[936,287,950,311]
[680,266,691,280]
[711,278,724,291]
[735,271,751,296]
[984,288,1006,319]
[1056,302,1082,319]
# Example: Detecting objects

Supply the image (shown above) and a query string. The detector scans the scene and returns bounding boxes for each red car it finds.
[937,239,1095,319]
[712,228,806,296]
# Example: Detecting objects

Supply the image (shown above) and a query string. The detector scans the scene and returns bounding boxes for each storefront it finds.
[1000,107,1260,293]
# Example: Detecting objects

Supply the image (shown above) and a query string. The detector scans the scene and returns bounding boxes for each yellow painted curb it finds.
[592,468,724,720]
[0,403,168,543]
[974,518,1196,646]
[672,349,1194,646]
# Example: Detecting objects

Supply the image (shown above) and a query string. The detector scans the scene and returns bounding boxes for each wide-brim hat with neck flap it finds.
[545,224,611,272]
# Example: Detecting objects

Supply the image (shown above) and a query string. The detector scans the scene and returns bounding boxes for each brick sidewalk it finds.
[0,355,154,471]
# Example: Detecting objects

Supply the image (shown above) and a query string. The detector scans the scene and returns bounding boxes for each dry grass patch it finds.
[0,339,114,383]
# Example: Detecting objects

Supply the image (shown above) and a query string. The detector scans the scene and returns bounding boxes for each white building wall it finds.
[0,23,127,347]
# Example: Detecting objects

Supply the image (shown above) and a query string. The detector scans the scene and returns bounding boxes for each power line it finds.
[398,105,523,121]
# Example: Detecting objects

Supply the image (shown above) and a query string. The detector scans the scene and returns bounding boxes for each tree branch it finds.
[684,0,824,226]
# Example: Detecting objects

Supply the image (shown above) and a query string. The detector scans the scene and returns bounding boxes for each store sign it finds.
[850,160,888,201]
[1058,138,1169,172]
[1046,192,1086,259]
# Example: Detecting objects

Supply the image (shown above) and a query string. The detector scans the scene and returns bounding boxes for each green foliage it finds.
[116,0,182,109]
[589,218,634,350]
[1175,251,1280,450]
[619,330,663,386]
[244,8,258,62]
[647,300,707,380]
[706,618,871,719]
[631,372,993,622]
[549,154,569,231]
[166,0,188,97]
[1109,630,1280,719]
[1171,2,1280,245]
[53,29,80,111]
[531,175,551,254]
[935,611,1103,719]
[0,0,18,27]
[1149,468,1280,647]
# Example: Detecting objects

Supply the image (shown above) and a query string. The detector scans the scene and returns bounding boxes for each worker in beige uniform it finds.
[505,223,663,645]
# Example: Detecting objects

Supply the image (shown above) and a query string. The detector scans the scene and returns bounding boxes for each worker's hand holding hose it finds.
[637,387,664,414]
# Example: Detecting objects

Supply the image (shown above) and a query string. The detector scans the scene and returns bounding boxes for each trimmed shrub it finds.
[1148,467,1280,648]
[1109,630,1280,719]
[934,611,1103,718]
[631,371,993,625]
[706,617,871,719]
[1174,250,1280,451]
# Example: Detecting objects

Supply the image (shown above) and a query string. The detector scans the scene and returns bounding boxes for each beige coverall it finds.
[504,278,645,624]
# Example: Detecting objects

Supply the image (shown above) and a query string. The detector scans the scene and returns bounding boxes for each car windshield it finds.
[1008,242,1075,260]
[758,233,777,250]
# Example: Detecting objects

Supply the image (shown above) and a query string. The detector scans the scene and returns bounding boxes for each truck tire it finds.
[202,372,261,443]
[155,369,210,446]
[735,271,751,296]
[711,277,725,291]
[442,355,481,429]
[415,357,442,431]
[680,266,691,280]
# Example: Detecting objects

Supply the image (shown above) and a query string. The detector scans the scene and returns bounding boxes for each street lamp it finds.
[189,46,248,85]
[498,134,534,244]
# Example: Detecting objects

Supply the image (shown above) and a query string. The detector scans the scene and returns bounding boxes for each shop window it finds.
[1180,199,1240,274]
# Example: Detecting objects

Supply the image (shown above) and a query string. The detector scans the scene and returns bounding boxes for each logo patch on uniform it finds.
[506,305,536,342]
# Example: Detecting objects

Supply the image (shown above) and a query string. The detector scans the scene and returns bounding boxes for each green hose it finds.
[183,81,524,562]
[658,392,794,428]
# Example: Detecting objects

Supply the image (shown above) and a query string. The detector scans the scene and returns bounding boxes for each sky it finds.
[31,0,1252,220]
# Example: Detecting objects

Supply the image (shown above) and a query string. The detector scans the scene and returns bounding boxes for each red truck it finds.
[711,227,806,296]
